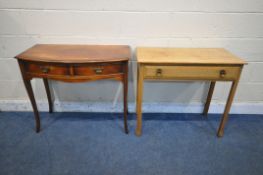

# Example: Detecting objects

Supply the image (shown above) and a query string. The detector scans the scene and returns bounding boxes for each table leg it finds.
[123,62,129,134]
[43,78,54,113]
[23,79,41,133]
[203,81,216,116]
[217,80,239,137]
[136,65,144,136]
[18,60,41,133]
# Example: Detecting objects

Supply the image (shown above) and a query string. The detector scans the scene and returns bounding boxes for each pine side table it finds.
[136,48,246,137]
[15,44,131,134]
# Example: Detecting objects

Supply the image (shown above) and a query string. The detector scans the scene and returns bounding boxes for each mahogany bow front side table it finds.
[136,48,246,137]
[15,44,131,133]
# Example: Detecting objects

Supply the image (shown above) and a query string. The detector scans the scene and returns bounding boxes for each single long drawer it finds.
[144,65,241,80]
[25,62,69,76]
[74,63,123,76]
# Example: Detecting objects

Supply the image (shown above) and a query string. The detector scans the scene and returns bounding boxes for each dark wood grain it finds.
[18,60,41,132]
[74,63,123,76]
[25,62,70,76]
[123,62,129,134]
[15,44,131,63]
[15,44,131,133]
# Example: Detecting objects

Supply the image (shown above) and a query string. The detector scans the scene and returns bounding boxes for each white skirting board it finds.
[0,100,263,114]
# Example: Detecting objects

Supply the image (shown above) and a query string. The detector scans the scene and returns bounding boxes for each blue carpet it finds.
[0,112,263,175]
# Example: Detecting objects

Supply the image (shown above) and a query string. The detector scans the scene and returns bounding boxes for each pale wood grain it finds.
[217,79,240,137]
[203,81,216,115]
[135,64,144,136]
[144,65,241,80]
[137,47,246,65]
[136,47,245,137]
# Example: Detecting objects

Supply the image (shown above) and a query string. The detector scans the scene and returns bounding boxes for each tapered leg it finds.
[203,81,216,116]
[136,65,144,136]
[43,78,54,113]
[123,62,129,134]
[23,79,41,133]
[217,80,239,137]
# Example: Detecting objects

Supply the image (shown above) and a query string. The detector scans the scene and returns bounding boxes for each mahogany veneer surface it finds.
[15,44,130,134]
[16,44,131,63]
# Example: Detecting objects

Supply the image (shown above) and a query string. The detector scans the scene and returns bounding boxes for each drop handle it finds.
[93,68,104,74]
[156,68,162,76]
[220,70,226,78]
[40,66,50,73]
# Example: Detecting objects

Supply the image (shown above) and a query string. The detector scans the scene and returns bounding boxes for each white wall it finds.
[0,0,263,113]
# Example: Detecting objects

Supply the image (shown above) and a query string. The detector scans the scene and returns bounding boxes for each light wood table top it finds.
[137,47,246,65]
[16,44,131,63]
[135,47,246,137]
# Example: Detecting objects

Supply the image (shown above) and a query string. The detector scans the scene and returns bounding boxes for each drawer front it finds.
[144,65,241,80]
[74,63,123,76]
[25,62,69,76]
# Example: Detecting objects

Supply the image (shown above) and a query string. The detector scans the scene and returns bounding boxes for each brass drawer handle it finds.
[93,68,104,74]
[220,70,226,78]
[156,68,162,77]
[40,66,50,73]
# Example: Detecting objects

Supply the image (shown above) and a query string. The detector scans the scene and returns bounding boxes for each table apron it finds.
[24,73,124,82]
[143,65,241,81]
